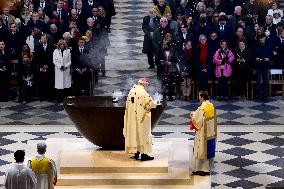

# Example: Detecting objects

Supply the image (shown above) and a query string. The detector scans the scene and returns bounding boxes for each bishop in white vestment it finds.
[124,78,157,161]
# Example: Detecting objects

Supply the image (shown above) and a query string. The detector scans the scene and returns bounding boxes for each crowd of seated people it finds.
[142,0,284,102]
[0,0,115,103]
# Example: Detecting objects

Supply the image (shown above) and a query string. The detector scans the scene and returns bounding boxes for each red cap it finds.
[138,77,149,84]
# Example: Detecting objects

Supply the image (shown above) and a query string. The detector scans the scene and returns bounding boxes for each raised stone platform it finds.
[25,138,210,189]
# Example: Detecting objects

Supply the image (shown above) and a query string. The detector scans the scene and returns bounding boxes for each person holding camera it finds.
[253,34,273,102]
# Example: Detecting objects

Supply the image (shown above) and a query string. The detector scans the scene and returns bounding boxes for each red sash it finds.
[189,119,197,130]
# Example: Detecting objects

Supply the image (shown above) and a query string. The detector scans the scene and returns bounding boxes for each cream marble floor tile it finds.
[243,152,279,163]
[239,132,277,142]
[244,163,281,174]
[245,174,283,186]
[211,174,240,185]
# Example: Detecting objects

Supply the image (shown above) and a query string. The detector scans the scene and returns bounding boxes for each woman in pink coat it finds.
[213,40,234,101]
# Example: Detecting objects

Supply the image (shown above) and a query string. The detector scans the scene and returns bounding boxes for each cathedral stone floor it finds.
[1,0,284,188]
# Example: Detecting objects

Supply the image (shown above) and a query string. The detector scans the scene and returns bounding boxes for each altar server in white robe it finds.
[27,142,57,189]
[190,91,217,176]
[124,78,158,161]
[5,150,37,189]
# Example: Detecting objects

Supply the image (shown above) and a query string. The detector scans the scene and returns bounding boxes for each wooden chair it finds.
[269,69,284,97]
[191,80,214,99]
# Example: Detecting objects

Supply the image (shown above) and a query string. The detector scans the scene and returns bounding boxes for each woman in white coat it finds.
[53,39,72,102]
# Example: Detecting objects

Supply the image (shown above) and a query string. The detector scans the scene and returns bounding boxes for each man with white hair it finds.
[62,32,71,41]
[264,15,277,39]
[229,6,242,32]
[49,24,61,45]
[152,17,171,76]
[271,9,282,24]
[83,17,95,33]
[28,142,57,189]
[14,18,29,38]
[62,31,75,48]
[124,78,158,161]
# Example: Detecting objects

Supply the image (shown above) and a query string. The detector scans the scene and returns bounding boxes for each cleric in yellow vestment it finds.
[124,78,157,161]
[190,91,217,176]
[27,142,57,189]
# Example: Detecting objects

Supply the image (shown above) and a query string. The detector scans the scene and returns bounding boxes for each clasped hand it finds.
[60,66,67,71]
[76,68,87,74]
[0,66,7,71]
[256,58,269,62]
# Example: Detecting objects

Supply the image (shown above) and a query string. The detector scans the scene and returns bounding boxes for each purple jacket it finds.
[213,48,235,77]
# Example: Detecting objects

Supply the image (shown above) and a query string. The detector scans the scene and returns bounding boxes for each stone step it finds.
[59,150,169,174]
[55,184,197,189]
[57,172,191,186]
[60,165,168,174]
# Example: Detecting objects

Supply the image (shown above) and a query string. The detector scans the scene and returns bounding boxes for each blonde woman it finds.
[38,7,49,23]
[53,39,72,102]
[195,2,206,14]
